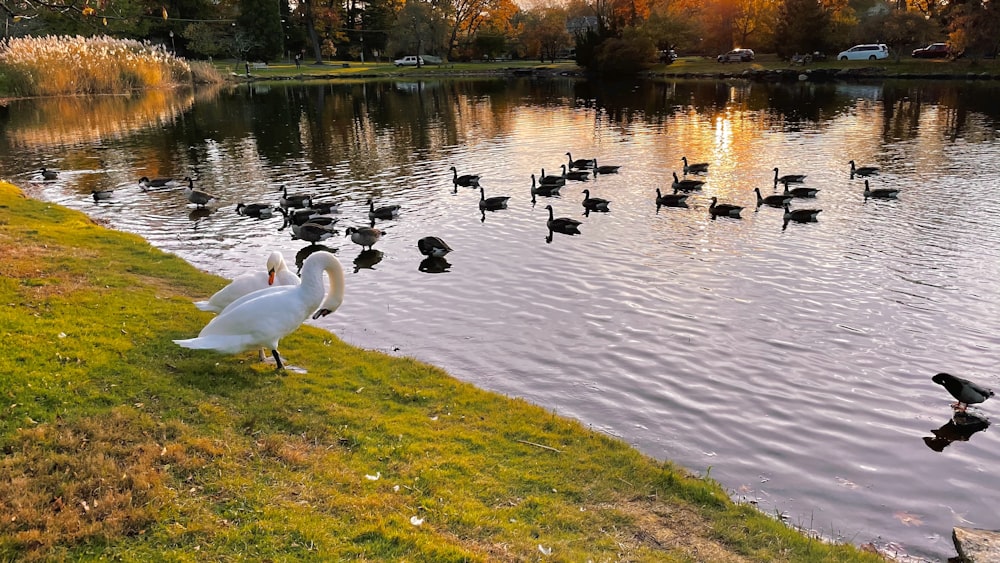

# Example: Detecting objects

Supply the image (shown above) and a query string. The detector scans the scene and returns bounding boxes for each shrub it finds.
[0,35,192,96]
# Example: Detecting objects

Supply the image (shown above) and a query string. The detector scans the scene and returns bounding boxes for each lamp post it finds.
[169,30,175,53]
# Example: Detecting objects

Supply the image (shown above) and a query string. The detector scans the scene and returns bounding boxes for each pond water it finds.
[4,77,1000,561]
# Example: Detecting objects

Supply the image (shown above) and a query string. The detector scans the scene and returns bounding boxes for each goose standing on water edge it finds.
[655,187,689,207]
[345,226,383,250]
[450,166,481,187]
[933,373,994,412]
[417,236,453,258]
[183,177,217,207]
[773,167,807,185]
[863,180,899,199]
[681,156,709,175]
[672,171,705,192]
[175,251,345,371]
[581,189,610,212]
[195,251,300,313]
[849,160,879,177]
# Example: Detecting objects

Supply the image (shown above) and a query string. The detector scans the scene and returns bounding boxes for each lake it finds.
[4,76,1000,561]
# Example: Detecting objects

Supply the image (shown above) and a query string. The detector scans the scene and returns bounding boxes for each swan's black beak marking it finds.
[312,309,331,319]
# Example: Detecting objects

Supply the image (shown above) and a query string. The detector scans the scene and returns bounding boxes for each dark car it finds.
[912,43,950,59]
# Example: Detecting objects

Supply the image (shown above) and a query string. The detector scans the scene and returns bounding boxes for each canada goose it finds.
[417,236,453,258]
[545,204,581,234]
[561,164,590,181]
[539,169,566,187]
[41,168,58,180]
[849,160,879,177]
[581,189,610,212]
[671,171,705,192]
[593,159,621,175]
[782,204,822,222]
[183,178,217,207]
[681,156,709,174]
[863,180,899,199]
[308,200,341,214]
[933,373,994,412]
[367,198,401,220]
[290,222,338,244]
[278,186,312,209]
[138,176,177,190]
[709,196,743,218]
[655,187,689,207]
[450,166,481,187]
[754,187,793,208]
[773,167,807,185]
[565,152,596,170]
[345,226,383,250]
[277,207,337,229]
[530,174,562,197]
[91,189,114,202]
[479,187,511,211]
[236,202,277,219]
[174,251,344,371]
[782,184,820,198]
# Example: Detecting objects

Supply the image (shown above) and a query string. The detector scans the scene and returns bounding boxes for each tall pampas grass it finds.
[0,35,192,96]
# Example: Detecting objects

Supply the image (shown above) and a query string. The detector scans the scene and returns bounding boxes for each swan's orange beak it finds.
[268,269,276,285]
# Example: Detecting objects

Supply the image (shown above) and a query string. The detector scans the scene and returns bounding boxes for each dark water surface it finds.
[4,77,1000,560]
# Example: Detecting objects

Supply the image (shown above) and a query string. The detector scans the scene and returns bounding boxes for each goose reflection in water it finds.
[419,256,451,273]
[353,249,384,272]
[923,412,990,452]
[295,243,336,274]
[189,206,213,222]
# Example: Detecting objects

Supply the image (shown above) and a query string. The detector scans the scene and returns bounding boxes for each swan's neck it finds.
[301,255,346,314]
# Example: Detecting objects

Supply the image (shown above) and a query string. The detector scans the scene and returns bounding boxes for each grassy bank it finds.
[0,180,883,561]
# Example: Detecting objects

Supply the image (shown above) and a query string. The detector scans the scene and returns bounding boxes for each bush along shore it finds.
[0,181,887,561]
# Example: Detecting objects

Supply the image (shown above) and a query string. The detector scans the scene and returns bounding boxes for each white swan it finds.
[194,251,300,313]
[175,251,345,370]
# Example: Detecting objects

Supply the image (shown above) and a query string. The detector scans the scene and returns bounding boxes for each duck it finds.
[278,186,313,209]
[530,174,562,197]
[40,167,58,180]
[194,251,300,313]
[782,204,822,223]
[782,184,820,198]
[863,180,899,199]
[593,159,621,175]
[450,166,481,187]
[138,176,177,190]
[479,187,511,211]
[709,196,743,218]
[655,187,689,207]
[561,164,590,181]
[581,189,610,212]
[754,187,793,208]
[367,198,400,220]
[539,169,566,187]
[773,167,807,185]
[932,373,994,412]
[671,171,705,192]
[544,204,581,234]
[91,189,114,202]
[849,160,879,177]
[417,236,453,258]
[565,152,596,170]
[681,156,709,175]
[290,222,338,244]
[236,202,277,219]
[345,225,383,250]
[183,178,217,207]
[174,251,344,370]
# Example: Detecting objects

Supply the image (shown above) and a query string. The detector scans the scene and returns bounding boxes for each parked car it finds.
[659,49,678,64]
[912,43,950,58]
[837,44,889,61]
[394,56,425,67]
[717,48,755,63]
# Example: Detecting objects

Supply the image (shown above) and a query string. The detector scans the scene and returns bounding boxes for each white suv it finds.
[837,44,889,61]
[394,56,425,67]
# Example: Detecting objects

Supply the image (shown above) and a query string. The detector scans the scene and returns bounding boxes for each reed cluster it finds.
[0,35,192,96]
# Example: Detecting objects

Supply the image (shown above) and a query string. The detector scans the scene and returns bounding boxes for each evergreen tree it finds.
[238,0,285,60]
[774,0,831,58]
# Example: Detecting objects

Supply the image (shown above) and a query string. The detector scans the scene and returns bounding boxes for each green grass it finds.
[0,180,884,561]
[654,53,1000,76]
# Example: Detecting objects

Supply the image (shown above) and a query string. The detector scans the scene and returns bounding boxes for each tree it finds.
[238,0,284,60]
[774,0,832,58]
[947,0,1000,59]
[388,0,449,61]
[518,8,570,62]
[881,9,938,60]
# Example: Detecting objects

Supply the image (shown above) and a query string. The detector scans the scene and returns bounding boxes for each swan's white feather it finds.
[194,251,299,313]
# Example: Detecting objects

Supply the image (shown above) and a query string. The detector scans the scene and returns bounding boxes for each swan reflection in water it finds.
[296,243,336,274]
[353,249,384,272]
[923,411,990,452]
[419,256,451,273]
